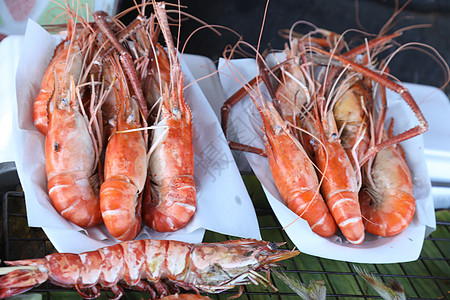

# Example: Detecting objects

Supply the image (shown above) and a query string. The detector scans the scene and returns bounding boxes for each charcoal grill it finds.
[1,171,448,299]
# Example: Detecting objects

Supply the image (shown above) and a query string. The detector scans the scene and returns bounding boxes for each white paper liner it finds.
[13,19,261,253]
[0,36,23,163]
[408,82,450,185]
[218,57,435,263]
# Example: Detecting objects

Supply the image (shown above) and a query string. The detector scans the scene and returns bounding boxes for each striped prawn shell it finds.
[0,239,300,299]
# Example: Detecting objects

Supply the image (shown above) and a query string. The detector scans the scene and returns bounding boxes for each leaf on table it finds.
[272,269,326,300]
[354,266,406,300]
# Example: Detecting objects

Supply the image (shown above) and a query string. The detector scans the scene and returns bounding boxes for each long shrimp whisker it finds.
[117,125,166,135]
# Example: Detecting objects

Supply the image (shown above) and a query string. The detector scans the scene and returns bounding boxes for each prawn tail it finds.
[0,259,48,299]
[287,190,338,237]
[48,172,102,228]
[360,189,415,237]
[100,179,142,241]
[144,176,196,232]
[327,191,365,244]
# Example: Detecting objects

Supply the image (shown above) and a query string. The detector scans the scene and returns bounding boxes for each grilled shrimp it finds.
[45,77,102,228]
[261,102,337,237]
[40,11,107,228]
[359,139,415,237]
[303,109,365,245]
[143,2,196,232]
[0,239,299,299]
[359,86,415,237]
[100,58,147,241]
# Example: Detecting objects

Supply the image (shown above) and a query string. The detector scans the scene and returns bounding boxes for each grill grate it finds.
[1,181,449,300]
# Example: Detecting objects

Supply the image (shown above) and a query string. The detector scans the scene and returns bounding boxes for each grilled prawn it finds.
[359,85,416,237]
[45,77,102,228]
[38,9,102,228]
[0,239,299,299]
[359,139,415,237]
[100,57,147,241]
[143,2,196,232]
[259,102,337,237]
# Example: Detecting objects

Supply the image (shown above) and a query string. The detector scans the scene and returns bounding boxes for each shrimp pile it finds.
[0,239,299,299]
[221,15,442,244]
[32,1,196,240]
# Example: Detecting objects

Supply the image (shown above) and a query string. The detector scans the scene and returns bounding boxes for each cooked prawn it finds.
[0,239,299,299]
[143,2,196,232]
[100,57,147,241]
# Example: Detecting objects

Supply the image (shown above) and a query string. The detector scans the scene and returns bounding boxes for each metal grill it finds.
[1,183,449,299]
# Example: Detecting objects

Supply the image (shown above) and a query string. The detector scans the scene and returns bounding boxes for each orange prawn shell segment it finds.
[101,112,147,186]
[100,180,142,241]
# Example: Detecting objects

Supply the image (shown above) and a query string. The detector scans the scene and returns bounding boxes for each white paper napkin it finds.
[0,35,23,163]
